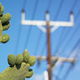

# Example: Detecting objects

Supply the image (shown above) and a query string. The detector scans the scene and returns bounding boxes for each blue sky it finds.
[0,0,80,80]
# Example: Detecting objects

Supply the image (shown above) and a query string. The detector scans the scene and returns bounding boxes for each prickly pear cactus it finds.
[0,49,36,80]
[0,3,36,80]
[0,3,11,43]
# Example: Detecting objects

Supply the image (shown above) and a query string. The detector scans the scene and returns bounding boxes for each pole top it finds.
[46,11,49,14]
[70,11,73,15]
[22,9,25,13]
[46,11,49,21]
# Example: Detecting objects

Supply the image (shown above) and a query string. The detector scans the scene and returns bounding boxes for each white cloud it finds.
[33,74,44,80]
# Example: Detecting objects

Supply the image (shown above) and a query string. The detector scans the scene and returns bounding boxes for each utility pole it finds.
[46,11,52,80]
[21,10,74,80]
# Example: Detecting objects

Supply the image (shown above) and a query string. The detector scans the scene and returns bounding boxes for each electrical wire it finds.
[34,0,64,57]
[35,1,65,79]
[34,0,52,64]
[53,0,78,79]
[53,0,64,21]
[57,38,80,80]
[23,0,39,51]
[62,45,80,80]
[61,44,80,80]
[22,0,27,10]
[34,0,54,79]
[46,0,53,11]
[53,0,78,56]
[33,0,54,56]
[41,0,64,57]
[61,9,80,54]
[33,0,53,56]
[15,0,27,55]
[33,31,42,55]
[15,24,22,55]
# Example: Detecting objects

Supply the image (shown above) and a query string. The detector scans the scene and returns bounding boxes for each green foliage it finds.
[1,13,11,23]
[0,20,3,42]
[2,22,10,31]
[28,56,36,66]
[1,34,10,43]
[0,14,3,20]
[0,3,4,15]
[22,50,30,63]
[0,3,11,43]
[0,62,30,80]
[16,54,23,65]
[0,3,36,80]
[26,69,34,78]
[0,49,36,80]
[8,54,16,67]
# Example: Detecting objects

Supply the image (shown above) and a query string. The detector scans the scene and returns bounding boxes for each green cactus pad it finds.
[26,69,34,78]
[0,6,4,15]
[1,34,10,43]
[22,49,30,63]
[0,20,3,42]
[16,54,23,65]
[28,56,36,66]
[2,22,10,31]
[0,14,3,20]
[8,54,16,67]
[1,13,11,23]
[0,3,4,15]
[0,62,30,80]
[0,49,36,80]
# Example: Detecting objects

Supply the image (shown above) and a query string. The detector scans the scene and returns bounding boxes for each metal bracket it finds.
[21,11,74,33]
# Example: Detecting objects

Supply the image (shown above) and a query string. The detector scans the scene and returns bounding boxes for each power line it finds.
[15,0,27,55]
[61,10,80,55]
[59,0,78,53]
[41,0,64,57]
[53,0,78,57]
[57,38,80,80]
[54,0,78,78]
[33,0,53,56]
[53,0,64,21]
[47,0,53,11]
[62,45,80,80]
[57,36,80,79]
[23,0,39,51]
[33,31,43,55]
[53,0,71,56]
[15,24,22,55]
[22,0,27,10]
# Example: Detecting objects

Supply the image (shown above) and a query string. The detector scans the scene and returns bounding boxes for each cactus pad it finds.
[22,49,30,63]
[16,54,23,65]
[1,13,11,23]
[28,56,36,66]
[0,3,4,15]
[1,34,10,43]
[0,62,30,80]
[0,49,36,80]
[8,54,16,67]
[0,2,36,80]
[26,69,34,78]
[2,22,10,31]
[0,3,11,43]
[0,20,3,43]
